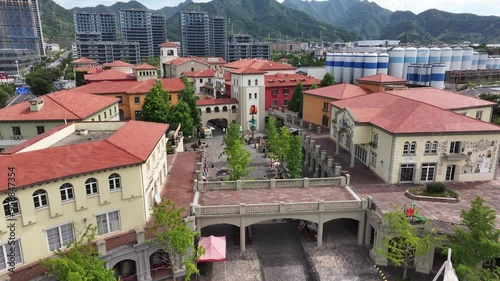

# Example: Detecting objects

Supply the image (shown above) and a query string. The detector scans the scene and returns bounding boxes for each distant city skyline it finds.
[53,0,500,17]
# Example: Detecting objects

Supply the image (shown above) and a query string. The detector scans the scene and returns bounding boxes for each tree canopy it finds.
[25,68,58,96]
[286,134,303,178]
[0,84,14,108]
[265,116,279,159]
[478,93,500,125]
[289,81,304,117]
[169,100,194,137]
[447,196,500,280]
[141,81,170,123]
[320,73,335,87]
[223,121,253,180]
[179,77,201,130]
[41,225,116,281]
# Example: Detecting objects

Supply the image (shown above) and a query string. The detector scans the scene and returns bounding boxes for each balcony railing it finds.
[441,153,467,161]
[10,135,24,140]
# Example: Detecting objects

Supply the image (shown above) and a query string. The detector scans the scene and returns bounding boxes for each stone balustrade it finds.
[193,177,346,191]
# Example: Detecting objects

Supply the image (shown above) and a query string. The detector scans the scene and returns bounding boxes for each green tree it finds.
[169,100,194,137]
[274,126,291,163]
[221,121,243,158]
[0,88,10,108]
[309,83,319,89]
[25,68,58,96]
[286,135,303,178]
[320,73,335,87]
[223,122,253,180]
[376,209,444,279]
[289,82,304,118]
[41,225,116,281]
[478,93,500,125]
[179,77,201,130]
[265,116,279,158]
[447,196,500,280]
[147,200,204,281]
[142,81,170,123]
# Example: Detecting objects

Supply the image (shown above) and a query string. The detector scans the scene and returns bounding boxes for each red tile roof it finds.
[223,73,231,81]
[182,68,216,77]
[383,88,496,110]
[265,73,320,87]
[197,98,238,106]
[102,60,133,67]
[85,69,136,82]
[331,92,500,134]
[68,78,185,95]
[193,57,226,65]
[158,42,179,48]
[356,73,407,83]
[230,67,267,75]
[224,58,297,71]
[304,83,368,99]
[134,63,157,70]
[0,91,119,121]
[71,57,97,64]
[0,120,169,191]
[164,57,210,67]
[75,67,102,74]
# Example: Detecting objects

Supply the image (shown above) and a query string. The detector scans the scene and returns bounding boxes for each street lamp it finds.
[14,60,20,78]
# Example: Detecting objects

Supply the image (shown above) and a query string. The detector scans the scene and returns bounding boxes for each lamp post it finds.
[14,60,20,78]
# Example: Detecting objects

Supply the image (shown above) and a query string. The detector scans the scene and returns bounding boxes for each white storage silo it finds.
[429,47,441,63]
[353,53,364,84]
[363,53,378,78]
[389,47,405,78]
[461,47,474,70]
[342,53,354,84]
[377,53,389,75]
[416,47,429,64]
[495,58,500,69]
[332,53,343,82]
[430,63,446,89]
[486,57,495,69]
[325,53,335,75]
[417,64,432,86]
[403,47,417,80]
[472,52,479,70]
[440,47,452,71]
[406,64,417,84]
[450,47,463,71]
[478,53,488,70]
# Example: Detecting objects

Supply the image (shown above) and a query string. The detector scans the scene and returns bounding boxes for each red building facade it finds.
[264,73,320,110]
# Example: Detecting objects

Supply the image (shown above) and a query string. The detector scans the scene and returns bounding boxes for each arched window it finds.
[3,197,20,217]
[431,141,438,154]
[403,141,410,154]
[85,178,99,196]
[231,105,237,113]
[167,50,174,56]
[255,79,258,86]
[424,141,432,153]
[60,183,74,201]
[248,79,251,86]
[322,115,329,127]
[206,107,211,113]
[410,141,417,154]
[222,106,228,112]
[33,189,48,209]
[109,173,121,190]
[214,106,220,113]
[254,93,257,99]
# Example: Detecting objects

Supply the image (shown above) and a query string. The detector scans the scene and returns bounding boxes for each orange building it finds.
[302,84,369,127]
[356,73,407,92]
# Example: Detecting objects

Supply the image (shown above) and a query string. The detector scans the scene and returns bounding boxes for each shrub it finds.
[426,182,446,193]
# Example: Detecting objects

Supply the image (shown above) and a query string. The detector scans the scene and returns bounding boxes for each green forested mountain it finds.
[39,0,75,47]
[282,0,500,44]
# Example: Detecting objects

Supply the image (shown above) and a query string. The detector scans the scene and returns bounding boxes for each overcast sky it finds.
[53,0,500,16]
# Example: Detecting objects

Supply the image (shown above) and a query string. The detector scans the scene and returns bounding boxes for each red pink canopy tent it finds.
[198,235,226,262]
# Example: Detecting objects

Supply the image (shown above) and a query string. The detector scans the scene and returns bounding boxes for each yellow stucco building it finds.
[330,88,500,183]
[0,120,170,280]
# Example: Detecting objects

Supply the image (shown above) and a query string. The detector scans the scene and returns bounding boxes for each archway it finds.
[231,105,237,113]
[321,169,328,178]
[150,250,171,279]
[206,107,211,113]
[316,163,322,178]
[206,118,228,136]
[214,106,220,113]
[113,259,137,280]
[322,218,359,246]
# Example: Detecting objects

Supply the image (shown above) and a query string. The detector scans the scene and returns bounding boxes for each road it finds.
[5,93,36,107]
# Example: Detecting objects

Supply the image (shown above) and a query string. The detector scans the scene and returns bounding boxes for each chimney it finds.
[29,98,44,112]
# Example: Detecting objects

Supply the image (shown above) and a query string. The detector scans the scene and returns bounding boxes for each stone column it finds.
[304,151,310,167]
[313,165,320,178]
[371,230,388,266]
[320,150,327,161]
[350,143,356,168]
[364,220,372,246]
[240,217,246,252]
[335,131,340,154]
[327,156,333,168]
[415,247,435,274]
[143,249,152,281]
[317,211,324,247]
[136,249,146,281]
[357,214,365,245]
[334,165,342,177]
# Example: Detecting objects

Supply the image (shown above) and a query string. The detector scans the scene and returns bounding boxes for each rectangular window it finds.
[0,240,22,270]
[96,210,120,235]
[135,110,142,120]
[98,115,101,121]
[134,96,140,104]
[272,99,278,107]
[199,79,203,83]
[449,141,460,154]
[370,151,377,167]
[272,89,278,96]
[476,111,483,120]
[116,96,123,104]
[283,99,288,106]
[410,142,416,154]
[248,93,252,99]
[354,145,367,164]
[104,112,107,119]
[36,126,45,135]
[12,127,21,136]
[254,93,257,99]
[372,133,378,145]
[47,223,74,251]
[323,102,329,112]
[403,142,409,154]
[431,141,438,153]
[420,163,436,181]
[283,88,289,95]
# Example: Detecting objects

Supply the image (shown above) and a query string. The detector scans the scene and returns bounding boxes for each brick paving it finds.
[353,180,500,231]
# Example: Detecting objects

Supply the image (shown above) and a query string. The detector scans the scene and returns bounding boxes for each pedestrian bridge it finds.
[190,177,368,251]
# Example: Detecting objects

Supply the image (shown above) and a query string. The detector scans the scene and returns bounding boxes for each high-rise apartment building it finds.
[224,34,271,62]
[180,11,227,57]
[75,41,141,64]
[152,14,167,57]
[120,9,155,59]
[73,12,117,42]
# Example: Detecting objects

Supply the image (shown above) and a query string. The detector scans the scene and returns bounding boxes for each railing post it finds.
[270,178,276,188]
[195,205,201,216]
[240,203,246,214]
[318,200,325,211]
[303,177,309,187]
[345,174,351,186]
[193,179,198,191]
[197,180,204,191]
[320,150,327,161]
[334,165,342,176]
[327,156,333,168]
[299,120,304,127]
[236,180,242,190]
[308,123,313,131]
[316,126,322,134]
[279,202,285,213]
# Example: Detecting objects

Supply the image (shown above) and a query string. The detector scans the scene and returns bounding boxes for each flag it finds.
[203,165,208,179]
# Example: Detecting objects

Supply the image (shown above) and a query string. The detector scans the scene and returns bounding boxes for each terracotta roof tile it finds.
[164,57,209,67]
[265,73,320,87]
[230,67,267,74]
[134,63,157,70]
[75,67,102,74]
[197,98,238,106]
[158,42,179,47]
[304,83,368,99]
[224,58,296,71]
[182,68,216,77]
[67,78,185,95]
[0,121,169,191]
[332,92,500,134]
[356,73,407,83]
[0,91,118,121]
[383,88,496,110]
[193,57,226,64]
[71,57,97,64]
[102,60,134,67]
[85,69,136,82]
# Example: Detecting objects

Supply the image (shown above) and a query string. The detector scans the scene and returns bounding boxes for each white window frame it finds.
[449,141,460,154]
[60,183,74,202]
[410,141,417,154]
[421,163,436,182]
[95,210,121,235]
[403,141,410,154]
[109,173,121,191]
[33,189,48,209]
[424,141,431,153]
[3,197,20,217]
[85,178,99,196]
[46,223,75,251]
[354,145,367,164]
[373,133,379,145]
[0,239,23,270]
[431,141,438,154]
[476,110,483,120]
[370,151,377,167]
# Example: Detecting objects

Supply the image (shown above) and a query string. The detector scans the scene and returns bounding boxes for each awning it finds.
[198,236,226,262]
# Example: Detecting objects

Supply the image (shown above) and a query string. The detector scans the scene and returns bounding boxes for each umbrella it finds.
[432,248,459,281]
